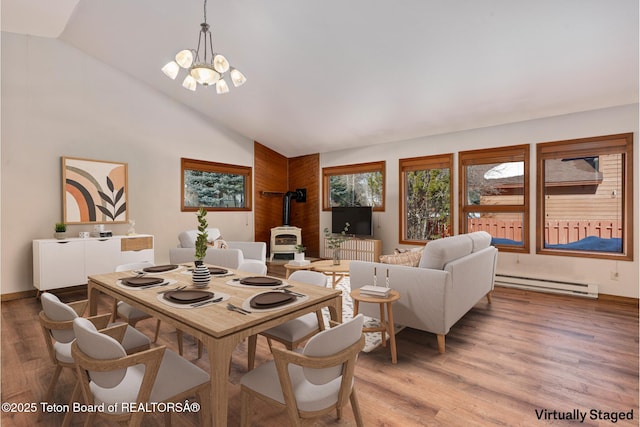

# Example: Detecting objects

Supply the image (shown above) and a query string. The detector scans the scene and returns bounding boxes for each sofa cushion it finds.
[419,234,473,270]
[380,248,423,267]
[468,231,492,252]
[178,228,221,248]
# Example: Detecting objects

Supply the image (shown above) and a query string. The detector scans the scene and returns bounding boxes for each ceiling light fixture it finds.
[161,0,246,94]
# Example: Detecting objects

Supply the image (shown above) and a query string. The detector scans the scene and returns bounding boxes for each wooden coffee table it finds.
[350,288,401,364]
[311,259,351,288]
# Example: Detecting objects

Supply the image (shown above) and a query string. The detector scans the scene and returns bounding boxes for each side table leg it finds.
[379,303,386,347]
[386,301,397,364]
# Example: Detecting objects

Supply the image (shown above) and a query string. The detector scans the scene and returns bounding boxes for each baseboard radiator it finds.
[495,274,598,298]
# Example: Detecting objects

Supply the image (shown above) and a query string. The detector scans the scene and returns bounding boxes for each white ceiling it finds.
[2,0,638,157]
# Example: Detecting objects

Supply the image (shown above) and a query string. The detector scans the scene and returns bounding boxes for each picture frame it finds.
[62,156,128,224]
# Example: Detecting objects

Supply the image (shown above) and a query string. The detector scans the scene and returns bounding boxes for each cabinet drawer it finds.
[121,236,153,252]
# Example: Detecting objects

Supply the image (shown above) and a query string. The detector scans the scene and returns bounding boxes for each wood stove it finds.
[270,226,301,261]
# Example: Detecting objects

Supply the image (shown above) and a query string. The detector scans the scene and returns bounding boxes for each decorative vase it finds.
[54,232,67,240]
[294,252,305,262]
[332,248,341,265]
[192,260,211,286]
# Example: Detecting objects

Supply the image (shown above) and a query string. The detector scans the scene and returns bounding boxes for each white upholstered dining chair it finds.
[237,261,268,275]
[71,317,211,427]
[38,293,150,407]
[240,314,365,427]
[247,270,327,370]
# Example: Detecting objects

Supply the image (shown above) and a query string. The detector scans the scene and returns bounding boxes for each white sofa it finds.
[169,228,267,269]
[349,231,497,353]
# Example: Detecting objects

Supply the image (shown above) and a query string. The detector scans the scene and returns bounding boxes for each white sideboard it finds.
[33,235,154,291]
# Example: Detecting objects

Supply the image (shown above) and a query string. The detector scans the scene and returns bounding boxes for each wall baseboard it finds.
[1,284,87,301]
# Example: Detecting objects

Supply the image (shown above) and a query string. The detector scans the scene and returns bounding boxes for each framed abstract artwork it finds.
[62,157,128,224]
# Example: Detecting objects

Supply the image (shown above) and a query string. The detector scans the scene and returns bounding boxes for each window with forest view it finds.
[322,161,385,211]
[536,133,633,260]
[400,154,453,243]
[181,158,252,211]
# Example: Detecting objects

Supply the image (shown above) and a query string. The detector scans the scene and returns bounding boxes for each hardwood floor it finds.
[1,283,637,426]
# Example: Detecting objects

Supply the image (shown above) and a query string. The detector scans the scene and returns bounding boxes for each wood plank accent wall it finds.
[289,154,320,257]
[253,143,320,257]
[254,142,288,250]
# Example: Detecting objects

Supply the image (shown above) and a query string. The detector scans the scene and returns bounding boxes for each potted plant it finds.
[324,222,350,265]
[192,207,211,286]
[54,222,67,240]
[294,244,306,262]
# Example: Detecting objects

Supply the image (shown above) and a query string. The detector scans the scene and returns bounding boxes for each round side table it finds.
[350,288,401,364]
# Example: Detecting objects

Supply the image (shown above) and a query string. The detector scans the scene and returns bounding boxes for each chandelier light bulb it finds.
[175,50,194,69]
[161,61,180,79]
[190,65,220,85]
[230,68,247,87]
[182,75,197,91]
[213,54,230,73]
[216,78,229,94]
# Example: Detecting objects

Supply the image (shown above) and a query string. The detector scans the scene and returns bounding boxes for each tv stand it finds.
[322,237,382,262]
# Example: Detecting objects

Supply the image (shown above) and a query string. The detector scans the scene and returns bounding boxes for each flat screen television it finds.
[331,206,373,236]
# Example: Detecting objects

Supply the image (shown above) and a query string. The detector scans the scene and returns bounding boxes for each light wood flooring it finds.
[1,278,638,426]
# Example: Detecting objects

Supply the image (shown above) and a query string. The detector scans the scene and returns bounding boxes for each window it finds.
[536,133,633,260]
[399,154,453,243]
[181,158,252,211]
[459,145,530,253]
[322,161,385,211]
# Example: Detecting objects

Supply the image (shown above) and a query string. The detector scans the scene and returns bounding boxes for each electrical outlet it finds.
[610,271,619,281]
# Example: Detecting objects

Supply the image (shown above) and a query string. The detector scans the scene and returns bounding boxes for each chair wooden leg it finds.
[350,387,364,427]
[240,389,251,427]
[247,335,257,371]
[197,340,203,359]
[44,365,63,403]
[153,319,161,343]
[437,334,445,353]
[486,291,493,304]
[61,381,81,427]
[176,330,184,356]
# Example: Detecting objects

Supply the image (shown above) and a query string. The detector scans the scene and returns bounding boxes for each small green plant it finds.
[295,244,306,253]
[55,222,67,232]
[194,207,208,261]
[324,222,350,249]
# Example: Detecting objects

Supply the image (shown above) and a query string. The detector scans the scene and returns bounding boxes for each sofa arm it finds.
[227,241,267,263]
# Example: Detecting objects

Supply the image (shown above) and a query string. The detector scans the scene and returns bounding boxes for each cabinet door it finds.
[35,240,86,290]
[85,238,120,276]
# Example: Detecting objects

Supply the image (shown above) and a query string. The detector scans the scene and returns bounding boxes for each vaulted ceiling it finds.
[2,0,638,157]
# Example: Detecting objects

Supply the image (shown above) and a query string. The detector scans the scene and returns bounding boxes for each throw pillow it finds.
[379,248,423,267]
[208,238,228,249]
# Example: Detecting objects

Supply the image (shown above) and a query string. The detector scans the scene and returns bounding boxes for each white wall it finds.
[321,104,639,298]
[1,33,255,295]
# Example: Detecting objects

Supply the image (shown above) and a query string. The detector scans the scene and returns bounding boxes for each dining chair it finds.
[38,293,151,408]
[240,314,365,427]
[247,270,328,370]
[237,261,268,275]
[71,317,211,427]
[112,261,163,343]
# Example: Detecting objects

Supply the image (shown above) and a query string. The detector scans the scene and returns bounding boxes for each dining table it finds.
[86,264,343,427]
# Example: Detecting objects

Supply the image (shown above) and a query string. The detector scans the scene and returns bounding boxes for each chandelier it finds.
[161,0,246,94]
